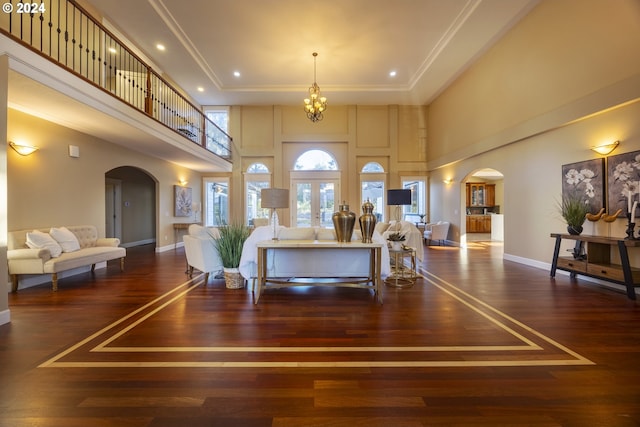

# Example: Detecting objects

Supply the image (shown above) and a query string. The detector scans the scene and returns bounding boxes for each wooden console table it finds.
[255,240,383,304]
[550,233,640,300]
[173,222,200,249]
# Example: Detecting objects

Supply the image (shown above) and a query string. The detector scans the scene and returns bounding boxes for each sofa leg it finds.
[204,272,209,283]
[51,273,58,292]
[120,257,125,271]
[10,275,18,292]
[91,263,96,273]
[187,266,194,278]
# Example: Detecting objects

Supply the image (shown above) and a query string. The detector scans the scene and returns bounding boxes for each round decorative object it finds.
[332,201,356,242]
[567,225,583,235]
[359,198,377,243]
[223,267,245,289]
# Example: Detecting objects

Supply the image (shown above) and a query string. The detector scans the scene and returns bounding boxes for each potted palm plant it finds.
[213,222,251,288]
[558,193,589,235]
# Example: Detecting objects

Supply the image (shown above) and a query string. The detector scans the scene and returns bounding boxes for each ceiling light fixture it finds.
[303,52,327,123]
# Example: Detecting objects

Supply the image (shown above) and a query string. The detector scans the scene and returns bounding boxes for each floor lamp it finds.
[261,188,289,240]
[387,189,412,231]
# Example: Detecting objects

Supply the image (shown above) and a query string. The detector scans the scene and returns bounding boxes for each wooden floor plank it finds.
[1,241,639,426]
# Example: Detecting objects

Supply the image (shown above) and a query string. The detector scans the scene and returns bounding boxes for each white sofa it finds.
[239,226,391,285]
[379,220,424,262]
[182,224,223,282]
[7,225,126,292]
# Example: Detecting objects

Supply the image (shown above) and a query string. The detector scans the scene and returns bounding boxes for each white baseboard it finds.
[121,238,155,248]
[0,309,10,325]
[156,242,183,253]
[503,252,630,295]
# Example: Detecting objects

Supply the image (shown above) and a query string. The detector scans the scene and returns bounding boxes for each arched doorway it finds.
[105,166,157,247]
[461,168,504,247]
[290,149,340,228]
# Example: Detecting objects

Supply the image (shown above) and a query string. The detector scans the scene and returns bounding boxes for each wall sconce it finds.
[178,178,188,186]
[591,140,619,155]
[443,178,454,185]
[9,141,38,156]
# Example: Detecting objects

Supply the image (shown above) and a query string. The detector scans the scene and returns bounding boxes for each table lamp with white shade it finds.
[260,188,289,240]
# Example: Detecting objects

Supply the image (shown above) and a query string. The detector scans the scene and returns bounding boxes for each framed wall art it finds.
[607,150,640,218]
[561,158,605,214]
[174,185,193,217]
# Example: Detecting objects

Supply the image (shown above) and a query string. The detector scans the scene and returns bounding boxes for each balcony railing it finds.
[0,0,232,161]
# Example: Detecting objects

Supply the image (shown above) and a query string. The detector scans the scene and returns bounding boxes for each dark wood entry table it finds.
[550,233,640,300]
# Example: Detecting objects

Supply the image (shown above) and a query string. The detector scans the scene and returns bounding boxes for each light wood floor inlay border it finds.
[39,269,594,369]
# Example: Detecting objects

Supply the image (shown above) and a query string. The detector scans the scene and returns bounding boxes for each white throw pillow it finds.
[50,226,81,252]
[26,230,63,257]
[316,228,336,240]
[278,227,316,240]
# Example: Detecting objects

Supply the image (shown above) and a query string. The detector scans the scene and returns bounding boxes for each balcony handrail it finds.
[0,0,232,161]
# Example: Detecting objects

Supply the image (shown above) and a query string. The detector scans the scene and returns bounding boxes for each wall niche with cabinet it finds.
[465,183,498,233]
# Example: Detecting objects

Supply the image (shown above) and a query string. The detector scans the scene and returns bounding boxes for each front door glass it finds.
[293,179,337,227]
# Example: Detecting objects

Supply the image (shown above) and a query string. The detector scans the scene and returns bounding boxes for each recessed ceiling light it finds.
[156,44,165,51]
[389,70,397,77]
[233,71,241,77]
[197,87,204,92]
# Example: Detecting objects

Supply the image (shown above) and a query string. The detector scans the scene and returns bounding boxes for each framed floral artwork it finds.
[607,150,640,218]
[174,185,192,217]
[562,158,605,214]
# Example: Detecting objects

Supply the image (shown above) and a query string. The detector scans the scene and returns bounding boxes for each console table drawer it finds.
[587,264,625,282]
[557,257,587,272]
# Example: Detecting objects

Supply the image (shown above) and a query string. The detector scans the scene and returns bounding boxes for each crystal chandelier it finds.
[303,52,327,122]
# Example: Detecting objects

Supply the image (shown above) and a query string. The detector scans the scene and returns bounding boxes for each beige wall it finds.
[230,104,428,224]
[428,0,640,169]
[0,55,8,321]
[7,109,203,249]
[428,0,640,267]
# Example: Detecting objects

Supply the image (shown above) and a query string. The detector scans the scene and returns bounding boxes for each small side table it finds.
[385,247,416,288]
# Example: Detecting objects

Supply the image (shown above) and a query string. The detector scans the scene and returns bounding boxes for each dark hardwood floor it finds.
[1,240,639,426]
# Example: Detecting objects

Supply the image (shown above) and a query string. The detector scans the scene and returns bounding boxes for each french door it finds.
[291,174,339,228]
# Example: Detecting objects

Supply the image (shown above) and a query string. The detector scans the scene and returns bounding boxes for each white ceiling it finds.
[6,0,539,172]
[87,0,539,106]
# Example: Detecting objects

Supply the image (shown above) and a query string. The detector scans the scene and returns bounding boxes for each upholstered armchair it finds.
[424,221,450,246]
[182,224,223,282]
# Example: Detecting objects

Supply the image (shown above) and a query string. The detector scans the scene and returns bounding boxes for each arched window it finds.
[294,149,338,170]
[362,162,384,173]
[245,163,271,225]
[247,163,269,173]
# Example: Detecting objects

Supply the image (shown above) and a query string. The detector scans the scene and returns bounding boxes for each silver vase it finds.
[332,201,356,242]
[359,198,377,243]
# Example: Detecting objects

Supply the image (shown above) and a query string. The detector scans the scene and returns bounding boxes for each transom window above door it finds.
[294,150,338,170]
